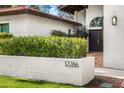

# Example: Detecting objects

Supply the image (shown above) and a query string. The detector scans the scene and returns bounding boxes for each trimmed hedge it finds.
[0,32,14,39]
[0,36,87,58]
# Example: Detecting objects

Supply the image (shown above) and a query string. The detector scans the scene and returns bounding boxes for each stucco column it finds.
[104,5,124,69]
[74,11,78,21]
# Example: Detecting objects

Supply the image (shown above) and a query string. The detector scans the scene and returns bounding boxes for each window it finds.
[90,17,103,27]
[68,29,71,35]
[0,23,9,33]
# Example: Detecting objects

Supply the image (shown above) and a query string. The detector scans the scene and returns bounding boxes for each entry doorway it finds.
[89,30,103,51]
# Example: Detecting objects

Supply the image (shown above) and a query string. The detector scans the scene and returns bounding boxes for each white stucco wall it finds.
[0,55,94,86]
[86,5,103,29]
[104,5,124,69]
[0,14,76,36]
[74,10,86,25]
[27,14,75,36]
[74,5,103,29]
[0,14,28,36]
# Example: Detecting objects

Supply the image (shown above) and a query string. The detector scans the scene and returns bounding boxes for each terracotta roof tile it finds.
[0,7,82,26]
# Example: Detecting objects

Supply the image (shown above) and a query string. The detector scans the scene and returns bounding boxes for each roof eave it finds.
[0,7,82,26]
[59,5,88,14]
[27,8,82,26]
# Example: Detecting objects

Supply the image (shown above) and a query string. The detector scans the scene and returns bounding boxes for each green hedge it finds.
[0,36,87,58]
[0,32,14,39]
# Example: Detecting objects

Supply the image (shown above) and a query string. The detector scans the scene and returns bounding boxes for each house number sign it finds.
[65,61,79,68]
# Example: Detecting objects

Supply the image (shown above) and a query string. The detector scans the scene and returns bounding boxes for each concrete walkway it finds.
[95,67,124,79]
[88,67,124,88]
[87,52,103,67]
[87,52,124,87]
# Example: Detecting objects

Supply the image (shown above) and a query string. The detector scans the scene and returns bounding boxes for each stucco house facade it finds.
[60,5,103,51]
[0,6,81,36]
[60,5,124,70]
[0,5,124,70]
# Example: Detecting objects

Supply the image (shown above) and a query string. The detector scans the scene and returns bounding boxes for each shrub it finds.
[68,26,88,39]
[0,32,14,39]
[0,36,87,58]
[50,30,67,37]
[51,26,88,39]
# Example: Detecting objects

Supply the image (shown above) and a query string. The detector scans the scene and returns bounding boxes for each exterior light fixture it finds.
[112,16,117,25]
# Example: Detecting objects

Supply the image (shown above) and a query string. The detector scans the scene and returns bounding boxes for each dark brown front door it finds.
[89,30,103,51]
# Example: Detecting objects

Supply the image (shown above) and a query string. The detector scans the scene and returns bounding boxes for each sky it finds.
[39,5,59,15]
[49,5,59,15]
[38,5,74,20]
